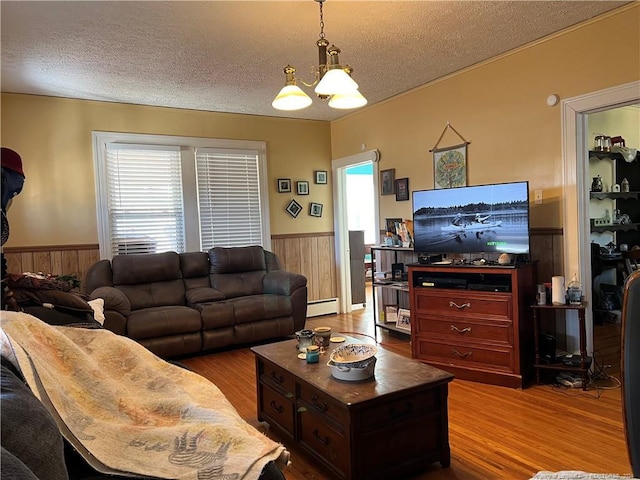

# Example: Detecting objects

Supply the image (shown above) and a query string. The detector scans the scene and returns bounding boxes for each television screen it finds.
[412,181,530,255]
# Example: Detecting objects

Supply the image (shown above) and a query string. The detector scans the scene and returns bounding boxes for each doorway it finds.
[587,104,640,374]
[332,150,380,314]
[562,80,640,356]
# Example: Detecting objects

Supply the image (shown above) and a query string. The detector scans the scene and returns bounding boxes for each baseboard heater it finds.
[307,298,338,317]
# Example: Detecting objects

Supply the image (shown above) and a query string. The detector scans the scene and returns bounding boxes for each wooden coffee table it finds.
[251,337,454,480]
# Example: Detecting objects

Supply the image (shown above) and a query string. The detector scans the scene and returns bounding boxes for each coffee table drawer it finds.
[360,389,439,431]
[259,360,295,394]
[299,382,348,427]
[260,383,294,437]
[299,409,348,477]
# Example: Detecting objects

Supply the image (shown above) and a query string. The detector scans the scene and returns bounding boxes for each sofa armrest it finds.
[91,286,131,317]
[263,271,307,296]
[185,287,226,306]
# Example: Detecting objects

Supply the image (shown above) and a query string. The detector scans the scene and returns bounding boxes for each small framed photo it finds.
[309,202,323,217]
[396,308,411,331]
[384,304,398,323]
[385,217,402,235]
[286,199,302,218]
[395,177,409,201]
[296,181,309,195]
[278,178,291,193]
[380,168,395,195]
[315,170,328,184]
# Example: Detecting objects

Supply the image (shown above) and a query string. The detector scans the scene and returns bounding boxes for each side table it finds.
[532,302,589,391]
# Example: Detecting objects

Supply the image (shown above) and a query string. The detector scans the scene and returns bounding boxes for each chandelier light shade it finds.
[272,66,313,111]
[328,89,368,109]
[272,0,366,112]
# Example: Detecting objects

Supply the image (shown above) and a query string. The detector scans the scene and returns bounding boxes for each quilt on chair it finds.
[1,312,289,480]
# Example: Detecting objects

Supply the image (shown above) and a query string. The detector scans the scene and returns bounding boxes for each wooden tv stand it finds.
[408,263,536,388]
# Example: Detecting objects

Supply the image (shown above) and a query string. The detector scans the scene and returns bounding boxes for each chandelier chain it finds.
[318,0,325,39]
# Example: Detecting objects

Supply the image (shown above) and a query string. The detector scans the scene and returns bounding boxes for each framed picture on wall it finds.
[433,143,467,189]
[286,199,302,218]
[315,170,328,184]
[297,181,309,195]
[395,177,409,201]
[309,202,323,217]
[380,168,395,195]
[278,178,291,193]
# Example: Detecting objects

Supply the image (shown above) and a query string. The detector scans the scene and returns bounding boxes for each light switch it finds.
[534,189,543,204]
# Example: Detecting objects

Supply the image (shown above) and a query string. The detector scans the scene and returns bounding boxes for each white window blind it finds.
[105,144,185,255]
[196,148,263,249]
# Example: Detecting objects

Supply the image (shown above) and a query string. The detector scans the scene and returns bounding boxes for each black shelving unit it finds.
[370,246,415,339]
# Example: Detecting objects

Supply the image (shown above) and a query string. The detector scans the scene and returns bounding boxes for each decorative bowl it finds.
[329,343,377,365]
[328,357,376,382]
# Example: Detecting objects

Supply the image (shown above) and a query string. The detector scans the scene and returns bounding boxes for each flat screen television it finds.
[412,181,530,256]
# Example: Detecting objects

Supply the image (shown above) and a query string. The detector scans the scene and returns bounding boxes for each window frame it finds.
[92,131,271,259]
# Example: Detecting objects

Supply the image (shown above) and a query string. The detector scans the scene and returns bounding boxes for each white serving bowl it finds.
[329,343,377,364]
[328,357,376,382]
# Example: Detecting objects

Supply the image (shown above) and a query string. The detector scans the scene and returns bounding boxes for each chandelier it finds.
[272,0,367,111]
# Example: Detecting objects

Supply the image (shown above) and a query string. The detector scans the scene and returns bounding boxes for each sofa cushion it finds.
[200,302,235,329]
[118,279,186,310]
[199,295,291,329]
[1,362,69,480]
[126,306,201,340]
[185,287,226,306]
[210,271,265,298]
[229,295,291,324]
[112,252,182,285]
[179,252,210,277]
[209,246,266,274]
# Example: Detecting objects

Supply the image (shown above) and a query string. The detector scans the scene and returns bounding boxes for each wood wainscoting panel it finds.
[3,245,100,292]
[271,233,337,303]
[5,237,336,303]
[530,228,564,284]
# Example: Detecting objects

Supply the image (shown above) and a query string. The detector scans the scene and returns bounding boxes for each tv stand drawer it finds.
[414,289,512,319]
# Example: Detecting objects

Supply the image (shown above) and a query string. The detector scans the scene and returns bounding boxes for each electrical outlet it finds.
[534,189,543,204]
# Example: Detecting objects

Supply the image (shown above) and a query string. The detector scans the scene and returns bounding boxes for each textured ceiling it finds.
[0,1,631,122]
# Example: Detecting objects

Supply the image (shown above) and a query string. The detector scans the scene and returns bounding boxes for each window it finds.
[196,148,263,249]
[93,132,270,259]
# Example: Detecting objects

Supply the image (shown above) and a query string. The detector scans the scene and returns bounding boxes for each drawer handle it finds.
[270,371,285,384]
[269,400,284,414]
[311,395,328,412]
[313,429,329,446]
[452,349,473,359]
[389,402,413,419]
[449,301,471,309]
[451,325,472,334]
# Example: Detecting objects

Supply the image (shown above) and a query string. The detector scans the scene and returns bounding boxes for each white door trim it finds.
[562,80,640,353]
[332,149,380,313]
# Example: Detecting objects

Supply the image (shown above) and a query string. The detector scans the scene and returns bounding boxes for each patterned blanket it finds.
[1,312,288,479]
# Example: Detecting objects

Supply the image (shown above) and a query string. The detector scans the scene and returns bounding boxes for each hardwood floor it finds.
[181,289,631,479]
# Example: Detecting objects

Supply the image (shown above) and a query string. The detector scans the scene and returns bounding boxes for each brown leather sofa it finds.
[85,246,308,358]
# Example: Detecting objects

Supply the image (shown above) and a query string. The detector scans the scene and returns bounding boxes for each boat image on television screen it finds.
[412,181,530,255]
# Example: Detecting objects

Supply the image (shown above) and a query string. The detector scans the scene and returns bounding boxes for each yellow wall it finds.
[1,5,638,248]
[0,95,333,247]
[330,5,640,229]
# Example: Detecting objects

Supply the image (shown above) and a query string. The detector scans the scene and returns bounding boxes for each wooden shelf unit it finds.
[531,302,589,391]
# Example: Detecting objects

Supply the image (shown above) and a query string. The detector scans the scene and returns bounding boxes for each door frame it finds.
[562,80,640,353]
[332,149,380,313]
